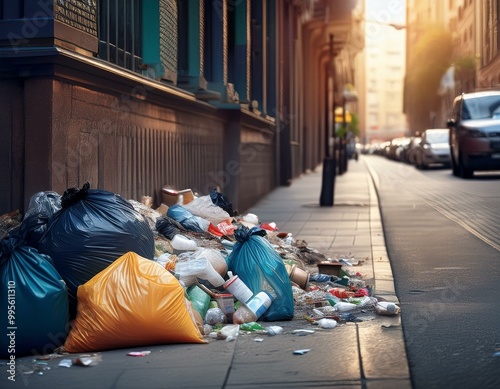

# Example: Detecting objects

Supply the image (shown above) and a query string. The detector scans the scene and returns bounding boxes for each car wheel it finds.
[414,153,421,169]
[416,154,426,169]
[458,152,473,178]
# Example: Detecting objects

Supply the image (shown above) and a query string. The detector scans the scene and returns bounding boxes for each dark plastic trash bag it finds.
[38,183,154,317]
[18,191,62,249]
[156,215,186,240]
[210,188,235,216]
[227,227,294,321]
[0,238,69,357]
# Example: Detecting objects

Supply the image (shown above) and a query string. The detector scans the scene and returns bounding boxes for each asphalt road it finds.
[365,155,500,389]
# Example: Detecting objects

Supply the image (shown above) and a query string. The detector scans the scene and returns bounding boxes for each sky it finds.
[364,0,406,44]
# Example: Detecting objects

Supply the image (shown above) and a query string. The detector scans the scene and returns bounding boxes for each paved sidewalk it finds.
[1,156,412,389]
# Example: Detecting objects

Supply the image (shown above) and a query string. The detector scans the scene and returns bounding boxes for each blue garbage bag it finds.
[38,182,154,317]
[0,237,69,358]
[227,226,294,321]
[167,204,209,233]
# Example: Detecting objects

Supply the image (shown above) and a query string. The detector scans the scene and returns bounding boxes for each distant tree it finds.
[336,112,359,138]
[406,25,453,131]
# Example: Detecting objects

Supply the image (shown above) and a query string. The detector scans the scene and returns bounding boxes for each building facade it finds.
[0,0,364,216]
[362,0,407,143]
[405,0,500,134]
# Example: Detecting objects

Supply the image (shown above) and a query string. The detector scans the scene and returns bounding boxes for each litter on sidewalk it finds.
[0,182,400,373]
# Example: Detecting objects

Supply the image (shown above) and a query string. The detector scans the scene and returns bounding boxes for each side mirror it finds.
[446,119,456,127]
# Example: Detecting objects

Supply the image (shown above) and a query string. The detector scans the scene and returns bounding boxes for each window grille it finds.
[98,0,142,72]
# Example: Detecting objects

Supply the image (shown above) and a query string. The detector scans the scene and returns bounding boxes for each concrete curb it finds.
[364,159,400,304]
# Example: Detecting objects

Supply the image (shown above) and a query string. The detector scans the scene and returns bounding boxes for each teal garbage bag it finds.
[0,238,69,358]
[227,227,294,321]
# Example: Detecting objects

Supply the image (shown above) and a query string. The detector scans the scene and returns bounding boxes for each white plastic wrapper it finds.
[317,318,338,329]
[266,326,283,336]
[183,195,231,225]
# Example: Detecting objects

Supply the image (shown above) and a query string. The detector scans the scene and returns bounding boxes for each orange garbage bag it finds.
[64,251,205,352]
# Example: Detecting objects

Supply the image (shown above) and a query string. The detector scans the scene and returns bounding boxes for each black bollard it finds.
[319,157,336,206]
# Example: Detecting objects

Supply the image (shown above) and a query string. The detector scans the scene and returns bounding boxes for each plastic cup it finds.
[171,235,197,251]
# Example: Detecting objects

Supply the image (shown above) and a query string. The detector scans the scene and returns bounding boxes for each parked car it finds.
[386,137,410,161]
[447,91,500,178]
[373,140,391,156]
[394,137,411,162]
[401,136,422,165]
[413,129,451,169]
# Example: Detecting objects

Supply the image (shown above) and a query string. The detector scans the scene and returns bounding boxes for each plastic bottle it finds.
[332,302,357,312]
[174,257,225,287]
[375,301,400,316]
[349,295,376,308]
[223,271,254,303]
[245,291,273,320]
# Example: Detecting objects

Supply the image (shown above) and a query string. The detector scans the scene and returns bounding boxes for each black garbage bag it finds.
[18,191,62,249]
[210,188,236,216]
[155,215,186,240]
[0,237,68,358]
[38,183,154,317]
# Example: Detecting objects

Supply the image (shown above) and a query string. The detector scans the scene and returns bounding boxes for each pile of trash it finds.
[0,182,400,358]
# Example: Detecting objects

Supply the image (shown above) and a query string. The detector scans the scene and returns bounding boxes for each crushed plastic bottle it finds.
[375,301,401,316]
[349,296,376,308]
[332,302,357,312]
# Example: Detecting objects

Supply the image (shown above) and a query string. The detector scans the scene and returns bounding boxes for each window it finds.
[387,113,400,125]
[98,0,142,72]
[203,0,215,82]
[97,0,178,83]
